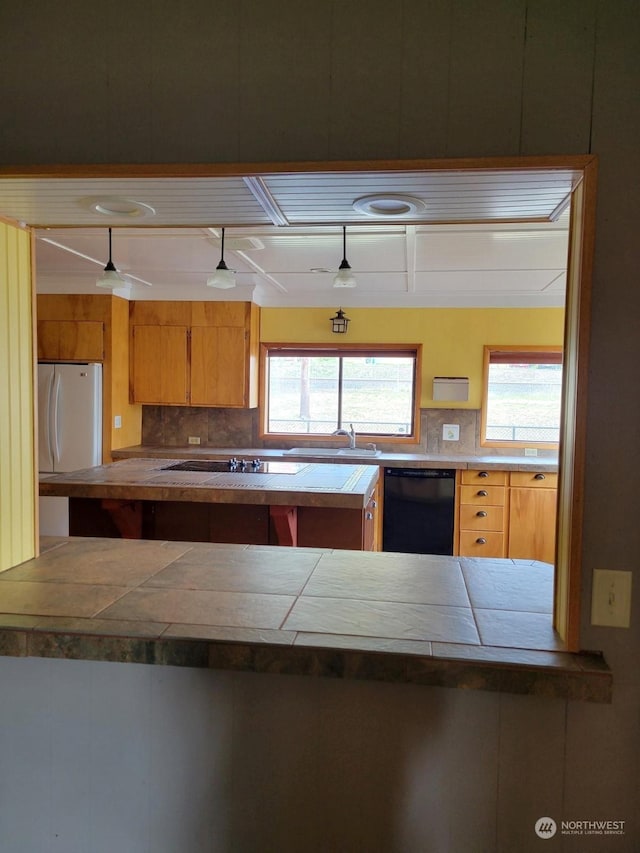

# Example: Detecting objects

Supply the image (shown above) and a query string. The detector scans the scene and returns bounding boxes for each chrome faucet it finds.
[332,423,357,449]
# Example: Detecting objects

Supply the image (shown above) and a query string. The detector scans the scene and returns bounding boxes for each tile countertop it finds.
[40,457,379,509]
[111,445,559,472]
[0,537,610,703]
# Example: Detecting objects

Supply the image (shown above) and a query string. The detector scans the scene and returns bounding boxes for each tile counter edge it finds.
[0,623,610,703]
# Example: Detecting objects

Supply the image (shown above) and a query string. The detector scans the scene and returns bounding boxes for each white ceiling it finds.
[0,167,577,308]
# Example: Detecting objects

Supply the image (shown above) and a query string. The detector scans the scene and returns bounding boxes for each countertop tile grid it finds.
[0,580,129,618]
[460,558,554,613]
[145,548,322,596]
[1,538,191,587]
[0,537,612,702]
[302,551,471,608]
[473,609,565,651]
[293,632,434,656]
[283,596,480,645]
[98,587,296,630]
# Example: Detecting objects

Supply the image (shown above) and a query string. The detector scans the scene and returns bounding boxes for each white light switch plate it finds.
[114,415,122,429]
[443,424,460,441]
[591,569,632,628]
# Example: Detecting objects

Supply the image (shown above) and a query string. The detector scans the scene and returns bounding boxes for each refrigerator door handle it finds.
[51,371,62,465]
[41,369,54,467]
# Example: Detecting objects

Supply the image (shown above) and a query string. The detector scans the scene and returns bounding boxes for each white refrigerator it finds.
[38,362,102,535]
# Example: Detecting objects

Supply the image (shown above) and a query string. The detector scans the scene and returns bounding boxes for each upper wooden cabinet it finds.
[129,301,260,407]
[37,319,104,361]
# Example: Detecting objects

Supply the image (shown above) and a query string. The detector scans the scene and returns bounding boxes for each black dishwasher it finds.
[383,468,456,555]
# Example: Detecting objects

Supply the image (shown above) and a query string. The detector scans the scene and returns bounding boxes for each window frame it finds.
[259,342,422,444]
[481,345,564,450]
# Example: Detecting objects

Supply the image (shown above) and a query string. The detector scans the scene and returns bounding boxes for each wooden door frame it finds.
[11,154,596,651]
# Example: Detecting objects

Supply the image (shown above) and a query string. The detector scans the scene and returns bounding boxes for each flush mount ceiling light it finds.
[206,227,236,289]
[333,225,357,288]
[330,307,350,334]
[96,227,127,288]
[89,197,156,218]
[352,193,427,218]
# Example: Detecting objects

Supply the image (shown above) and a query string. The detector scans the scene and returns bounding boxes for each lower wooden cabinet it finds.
[457,469,557,562]
[507,472,558,564]
[458,470,507,558]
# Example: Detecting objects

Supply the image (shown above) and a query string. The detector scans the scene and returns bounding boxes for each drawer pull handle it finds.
[371,500,377,508]
[478,471,489,478]
[476,510,487,517]
[366,512,374,520]
[476,537,487,545]
[534,473,546,480]
[477,490,488,497]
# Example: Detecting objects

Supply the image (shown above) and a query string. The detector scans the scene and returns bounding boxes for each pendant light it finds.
[96,227,126,288]
[333,225,357,288]
[207,227,236,289]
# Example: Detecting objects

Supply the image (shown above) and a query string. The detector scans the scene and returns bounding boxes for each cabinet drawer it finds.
[460,484,506,506]
[459,504,505,531]
[459,530,506,558]
[510,471,558,488]
[461,469,507,486]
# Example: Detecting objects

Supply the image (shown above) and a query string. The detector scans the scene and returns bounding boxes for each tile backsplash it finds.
[142,405,556,458]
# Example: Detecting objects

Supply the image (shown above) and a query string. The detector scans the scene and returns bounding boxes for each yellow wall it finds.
[0,221,35,570]
[260,307,565,408]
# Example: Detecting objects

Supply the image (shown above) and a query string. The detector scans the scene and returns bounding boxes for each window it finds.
[261,345,420,438]
[481,346,563,447]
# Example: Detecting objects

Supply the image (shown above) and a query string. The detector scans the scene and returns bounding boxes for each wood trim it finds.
[259,342,422,443]
[554,160,597,651]
[30,227,40,556]
[0,154,596,180]
[480,344,563,451]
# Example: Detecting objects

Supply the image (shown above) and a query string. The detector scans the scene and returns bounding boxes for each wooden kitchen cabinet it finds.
[457,470,508,558]
[37,319,104,361]
[130,324,189,404]
[129,300,259,407]
[507,471,558,563]
[456,468,558,563]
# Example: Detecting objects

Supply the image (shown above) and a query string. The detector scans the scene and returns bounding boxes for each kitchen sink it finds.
[285,447,381,458]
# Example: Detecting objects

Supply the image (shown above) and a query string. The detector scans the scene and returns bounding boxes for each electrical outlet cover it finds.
[443,424,460,441]
[591,569,632,628]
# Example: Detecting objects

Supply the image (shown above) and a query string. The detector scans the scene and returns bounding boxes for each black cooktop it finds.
[162,459,303,475]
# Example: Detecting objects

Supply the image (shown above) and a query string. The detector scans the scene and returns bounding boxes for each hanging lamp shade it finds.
[333,225,357,288]
[207,227,236,289]
[96,228,126,288]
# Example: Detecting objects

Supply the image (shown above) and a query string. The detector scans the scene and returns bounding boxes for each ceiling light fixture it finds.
[206,227,236,289]
[96,228,127,288]
[89,197,156,218]
[333,226,357,288]
[330,307,350,334]
[353,193,427,218]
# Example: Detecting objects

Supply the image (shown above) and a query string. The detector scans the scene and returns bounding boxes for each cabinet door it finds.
[38,320,104,361]
[508,487,557,563]
[131,325,188,404]
[190,326,247,406]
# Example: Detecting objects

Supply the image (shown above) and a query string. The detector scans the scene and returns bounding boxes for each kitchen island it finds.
[40,457,380,550]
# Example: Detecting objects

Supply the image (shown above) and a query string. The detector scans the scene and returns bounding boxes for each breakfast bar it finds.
[0,536,611,703]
